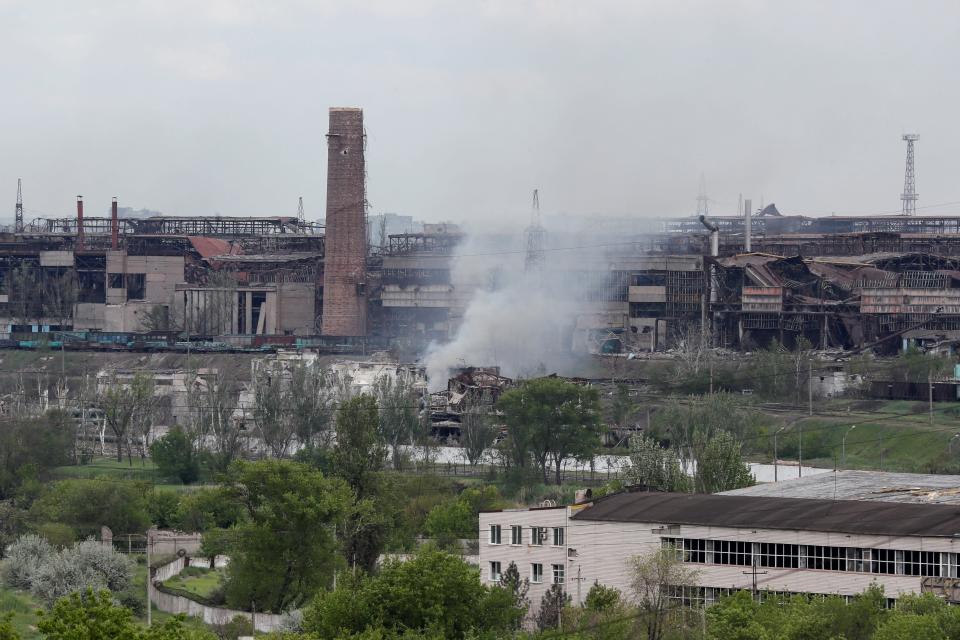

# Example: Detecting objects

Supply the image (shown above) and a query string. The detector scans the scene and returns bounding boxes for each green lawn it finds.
[161,566,224,601]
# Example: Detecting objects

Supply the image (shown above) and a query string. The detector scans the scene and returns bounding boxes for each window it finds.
[511,525,522,545]
[683,538,707,564]
[758,543,800,569]
[552,563,565,584]
[489,561,502,582]
[108,273,124,288]
[531,563,543,583]
[531,527,545,546]
[903,551,941,577]
[553,527,565,547]
[872,549,896,575]
[715,540,752,566]
[806,546,847,572]
[489,525,501,545]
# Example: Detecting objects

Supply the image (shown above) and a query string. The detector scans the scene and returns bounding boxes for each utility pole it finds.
[14,178,23,233]
[773,426,786,482]
[145,533,151,627]
[742,550,767,602]
[842,425,856,468]
[901,134,919,216]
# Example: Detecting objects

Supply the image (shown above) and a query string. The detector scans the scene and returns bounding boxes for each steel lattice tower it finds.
[524,189,546,272]
[297,196,305,226]
[901,134,919,216]
[14,178,23,232]
[696,173,709,217]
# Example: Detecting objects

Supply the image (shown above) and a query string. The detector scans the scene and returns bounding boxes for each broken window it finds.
[108,273,124,288]
[127,273,146,300]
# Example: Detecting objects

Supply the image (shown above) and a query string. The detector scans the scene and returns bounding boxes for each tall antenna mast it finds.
[14,179,23,232]
[297,196,305,226]
[524,188,546,272]
[696,173,709,217]
[901,134,919,216]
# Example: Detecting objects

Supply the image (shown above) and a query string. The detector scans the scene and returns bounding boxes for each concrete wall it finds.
[277,282,316,334]
[150,557,289,632]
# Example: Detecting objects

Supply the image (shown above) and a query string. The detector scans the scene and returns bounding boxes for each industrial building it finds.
[479,487,960,614]
[5,110,960,359]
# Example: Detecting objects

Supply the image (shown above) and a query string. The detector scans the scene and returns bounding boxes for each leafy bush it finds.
[147,490,182,529]
[1,533,53,589]
[29,478,151,539]
[29,539,133,606]
[150,428,201,484]
[423,486,503,546]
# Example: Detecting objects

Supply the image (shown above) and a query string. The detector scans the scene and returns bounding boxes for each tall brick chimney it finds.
[76,196,85,250]
[321,107,368,337]
[111,197,119,250]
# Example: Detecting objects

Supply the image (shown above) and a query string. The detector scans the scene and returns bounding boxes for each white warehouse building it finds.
[479,489,960,612]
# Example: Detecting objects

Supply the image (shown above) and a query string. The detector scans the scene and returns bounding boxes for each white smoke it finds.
[423,221,605,389]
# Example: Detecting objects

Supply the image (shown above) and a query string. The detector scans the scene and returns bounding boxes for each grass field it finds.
[50,457,212,491]
[749,399,960,472]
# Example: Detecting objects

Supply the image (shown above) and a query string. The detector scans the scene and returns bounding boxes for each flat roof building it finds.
[479,489,960,616]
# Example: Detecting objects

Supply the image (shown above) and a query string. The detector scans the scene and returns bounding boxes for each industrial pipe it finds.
[698,214,719,257]
[744,198,753,253]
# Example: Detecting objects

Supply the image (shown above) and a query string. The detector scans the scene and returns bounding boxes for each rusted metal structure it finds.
[321,107,368,337]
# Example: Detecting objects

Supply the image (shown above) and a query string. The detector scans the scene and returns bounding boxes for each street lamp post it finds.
[774,426,787,482]
[842,425,856,468]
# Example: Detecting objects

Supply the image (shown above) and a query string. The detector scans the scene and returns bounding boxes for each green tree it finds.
[98,372,156,463]
[0,411,73,501]
[375,372,421,470]
[706,590,768,640]
[459,403,496,467]
[35,589,215,640]
[622,434,691,492]
[150,428,200,484]
[30,478,151,539]
[332,395,392,573]
[498,378,602,485]
[174,487,245,533]
[695,431,754,493]
[609,383,635,429]
[535,583,570,631]
[220,460,351,612]
[875,614,945,640]
[423,486,502,546]
[304,548,519,639]
[631,547,701,640]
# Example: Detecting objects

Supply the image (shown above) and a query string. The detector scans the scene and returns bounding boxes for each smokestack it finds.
[744,198,752,252]
[698,214,719,256]
[76,196,85,250]
[111,197,119,250]
[321,107,368,337]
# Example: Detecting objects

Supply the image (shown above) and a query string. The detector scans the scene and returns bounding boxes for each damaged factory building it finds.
[3,108,960,359]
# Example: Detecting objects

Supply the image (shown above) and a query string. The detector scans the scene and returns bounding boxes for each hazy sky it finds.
[3,1,960,224]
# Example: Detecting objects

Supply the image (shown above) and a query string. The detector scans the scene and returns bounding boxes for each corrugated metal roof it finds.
[572,490,960,537]
[187,236,238,258]
[722,471,960,505]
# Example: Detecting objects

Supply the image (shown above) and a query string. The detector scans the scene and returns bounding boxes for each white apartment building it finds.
[479,490,960,612]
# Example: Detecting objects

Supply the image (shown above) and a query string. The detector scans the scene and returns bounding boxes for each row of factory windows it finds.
[488,561,565,585]
[664,586,898,609]
[662,537,953,577]
[489,525,564,547]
